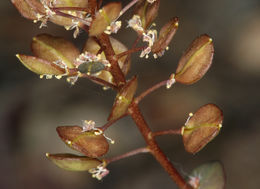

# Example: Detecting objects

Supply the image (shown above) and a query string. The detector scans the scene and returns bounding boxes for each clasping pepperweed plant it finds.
[11,0,226,188]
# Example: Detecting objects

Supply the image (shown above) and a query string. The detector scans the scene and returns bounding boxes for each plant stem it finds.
[54,10,91,26]
[51,7,90,12]
[128,103,192,189]
[116,46,146,59]
[100,113,128,131]
[106,147,150,164]
[117,0,141,19]
[153,128,182,137]
[134,80,168,103]
[97,34,126,86]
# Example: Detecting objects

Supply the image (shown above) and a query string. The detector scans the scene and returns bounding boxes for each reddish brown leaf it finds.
[46,153,101,171]
[182,103,223,154]
[89,2,121,36]
[108,76,138,121]
[152,17,179,57]
[11,0,44,20]
[134,0,160,30]
[32,34,80,68]
[175,34,214,84]
[56,126,109,158]
[16,54,65,75]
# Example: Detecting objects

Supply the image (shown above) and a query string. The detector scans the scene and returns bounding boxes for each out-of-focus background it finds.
[1,0,260,188]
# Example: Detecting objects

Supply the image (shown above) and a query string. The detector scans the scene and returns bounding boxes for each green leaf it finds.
[56,126,109,158]
[175,34,214,85]
[89,2,122,36]
[46,153,101,171]
[108,76,138,121]
[78,61,105,74]
[32,34,80,68]
[182,104,223,154]
[16,54,65,75]
[188,161,225,189]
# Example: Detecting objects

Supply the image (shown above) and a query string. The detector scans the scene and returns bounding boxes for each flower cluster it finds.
[128,15,158,58]
[34,0,56,28]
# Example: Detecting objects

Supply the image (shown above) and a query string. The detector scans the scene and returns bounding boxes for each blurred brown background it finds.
[1,0,260,188]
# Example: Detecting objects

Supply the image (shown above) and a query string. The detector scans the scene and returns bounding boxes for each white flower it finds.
[147,0,157,3]
[166,73,176,89]
[140,30,157,58]
[128,15,144,33]
[82,120,96,132]
[104,21,122,35]
[89,163,110,180]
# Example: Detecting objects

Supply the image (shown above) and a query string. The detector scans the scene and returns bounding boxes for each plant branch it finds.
[51,7,90,13]
[97,34,126,87]
[134,80,168,104]
[117,0,141,19]
[80,74,118,90]
[106,147,150,164]
[116,46,146,59]
[153,128,182,137]
[128,103,192,189]
[53,10,91,26]
[99,113,128,131]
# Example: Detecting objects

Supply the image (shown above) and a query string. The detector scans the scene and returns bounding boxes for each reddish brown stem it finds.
[153,128,182,137]
[54,10,91,26]
[117,0,141,19]
[116,46,146,59]
[51,7,90,12]
[80,74,118,90]
[99,113,128,131]
[135,80,168,103]
[106,147,150,164]
[97,34,126,87]
[88,0,97,16]
[128,103,191,189]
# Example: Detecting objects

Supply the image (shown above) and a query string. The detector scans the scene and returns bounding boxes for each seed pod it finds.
[182,103,223,154]
[46,153,101,171]
[56,126,109,158]
[108,76,138,121]
[32,34,80,68]
[89,2,122,36]
[16,54,65,75]
[133,0,160,30]
[152,17,179,57]
[175,34,214,85]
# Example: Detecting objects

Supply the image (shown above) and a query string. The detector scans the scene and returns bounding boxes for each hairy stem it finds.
[106,147,150,164]
[128,103,192,189]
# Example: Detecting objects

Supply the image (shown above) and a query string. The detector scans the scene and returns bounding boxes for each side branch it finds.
[128,103,192,189]
[134,80,168,103]
[106,147,150,164]
[153,128,182,137]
